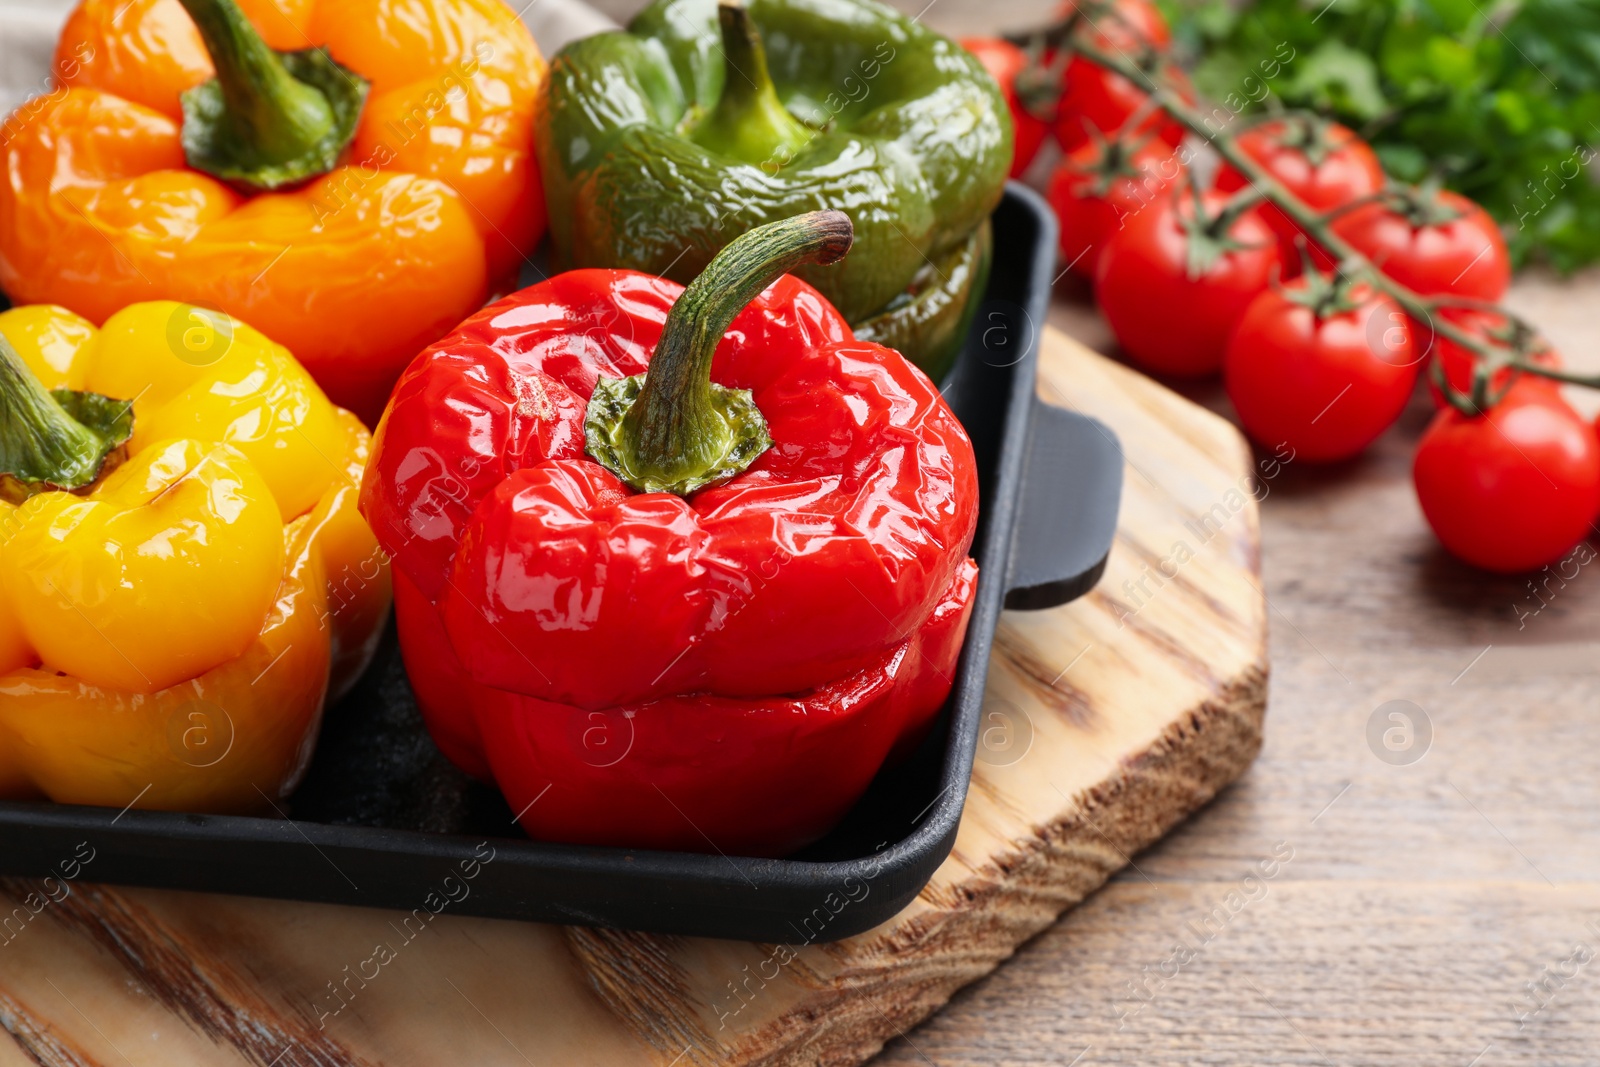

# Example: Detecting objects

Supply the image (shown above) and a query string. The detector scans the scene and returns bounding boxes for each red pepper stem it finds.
[585,211,855,496]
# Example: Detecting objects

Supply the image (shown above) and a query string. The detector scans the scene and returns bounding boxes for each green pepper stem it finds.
[584,211,855,496]
[179,0,335,164]
[688,0,812,169]
[0,337,110,496]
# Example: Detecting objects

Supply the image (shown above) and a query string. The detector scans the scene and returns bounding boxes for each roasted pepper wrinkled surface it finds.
[0,302,390,813]
[361,213,980,855]
[533,0,1011,382]
[0,0,547,424]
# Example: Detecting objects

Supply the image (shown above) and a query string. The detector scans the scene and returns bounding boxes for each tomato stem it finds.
[1313,190,1389,225]
[1061,34,1586,408]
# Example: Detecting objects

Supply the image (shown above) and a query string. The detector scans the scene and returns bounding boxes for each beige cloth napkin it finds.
[0,0,618,117]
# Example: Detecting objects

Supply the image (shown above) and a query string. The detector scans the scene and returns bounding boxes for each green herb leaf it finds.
[1160,0,1600,270]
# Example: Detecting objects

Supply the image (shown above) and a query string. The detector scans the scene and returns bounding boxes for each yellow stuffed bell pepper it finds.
[0,302,390,813]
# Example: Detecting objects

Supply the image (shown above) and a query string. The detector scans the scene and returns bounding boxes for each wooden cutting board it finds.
[0,327,1267,1067]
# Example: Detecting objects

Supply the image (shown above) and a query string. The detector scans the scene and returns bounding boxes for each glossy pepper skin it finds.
[361,218,981,855]
[532,0,1010,383]
[0,0,547,425]
[0,302,390,813]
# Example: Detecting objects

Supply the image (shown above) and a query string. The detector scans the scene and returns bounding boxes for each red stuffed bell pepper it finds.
[361,212,980,856]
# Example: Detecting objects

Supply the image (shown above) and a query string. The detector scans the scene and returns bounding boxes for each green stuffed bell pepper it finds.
[533,0,1012,381]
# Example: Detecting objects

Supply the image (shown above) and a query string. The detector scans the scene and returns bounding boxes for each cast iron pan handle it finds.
[1004,399,1124,610]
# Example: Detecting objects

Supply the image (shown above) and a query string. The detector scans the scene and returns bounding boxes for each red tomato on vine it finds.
[1214,117,1385,275]
[1059,0,1170,49]
[1594,412,1600,522]
[1055,60,1190,154]
[1224,271,1418,462]
[1422,306,1563,409]
[1095,186,1281,377]
[1413,383,1599,573]
[1331,186,1511,302]
[1047,137,1180,277]
[1052,0,1186,153]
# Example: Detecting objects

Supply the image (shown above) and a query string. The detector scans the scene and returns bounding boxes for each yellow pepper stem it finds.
[0,336,132,502]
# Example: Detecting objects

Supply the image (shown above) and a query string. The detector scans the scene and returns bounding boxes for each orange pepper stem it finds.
[176,0,368,192]
[0,337,131,501]
[583,210,855,497]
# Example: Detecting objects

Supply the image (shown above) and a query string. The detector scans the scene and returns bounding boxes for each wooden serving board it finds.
[0,327,1266,1067]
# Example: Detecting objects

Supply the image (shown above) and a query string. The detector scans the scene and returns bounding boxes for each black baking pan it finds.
[0,183,1123,942]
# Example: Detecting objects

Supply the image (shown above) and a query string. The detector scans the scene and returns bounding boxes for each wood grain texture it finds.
[0,328,1266,1066]
[859,268,1600,1066]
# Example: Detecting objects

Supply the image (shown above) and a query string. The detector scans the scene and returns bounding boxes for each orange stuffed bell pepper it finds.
[0,0,547,425]
[0,301,391,814]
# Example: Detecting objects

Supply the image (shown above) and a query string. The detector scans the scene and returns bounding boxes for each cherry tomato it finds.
[1331,187,1511,302]
[1059,0,1171,52]
[1223,277,1417,462]
[1421,306,1562,409]
[1053,0,1185,153]
[1214,118,1385,275]
[1593,413,1600,522]
[1413,383,1599,573]
[1047,138,1181,277]
[1095,188,1281,377]
[1055,61,1190,154]
[963,38,1052,179]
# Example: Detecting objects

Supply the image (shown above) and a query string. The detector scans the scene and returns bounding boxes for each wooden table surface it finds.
[865,279,1600,1067]
[605,0,1600,1048]
[13,0,1600,1062]
[858,2,1600,1064]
